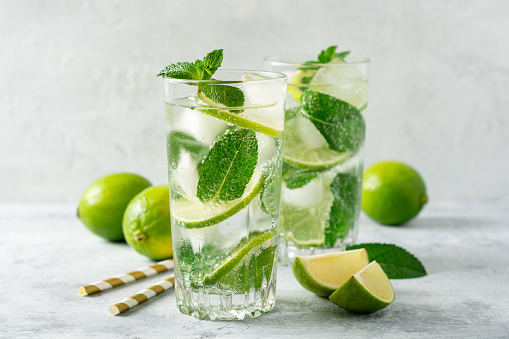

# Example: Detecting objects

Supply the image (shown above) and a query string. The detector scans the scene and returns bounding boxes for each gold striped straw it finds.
[109,276,175,315]
[78,259,174,296]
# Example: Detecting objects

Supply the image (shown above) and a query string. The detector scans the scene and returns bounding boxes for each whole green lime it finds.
[362,161,427,225]
[123,185,173,260]
[78,173,151,241]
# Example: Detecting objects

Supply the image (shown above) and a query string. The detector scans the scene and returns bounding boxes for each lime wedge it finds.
[197,91,283,139]
[292,249,369,297]
[204,230,277,285]
[171,171,263,228]
[283,115,352,170]
[329,261,395,313]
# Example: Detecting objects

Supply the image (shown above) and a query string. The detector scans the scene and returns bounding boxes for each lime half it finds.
[329,260,395,313]
[283,115,352,170]
[172,171,263,228]
[204,230,277,285]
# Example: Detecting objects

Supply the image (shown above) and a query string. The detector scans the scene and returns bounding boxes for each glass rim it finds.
[264,55,370,67]
[161,69,287,85]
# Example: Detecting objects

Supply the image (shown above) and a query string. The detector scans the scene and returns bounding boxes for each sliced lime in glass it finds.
[197,91,283,139]
[283,115,352,170]
[204,230,277,286]
[171,171,263,229]
[281,177,335,247]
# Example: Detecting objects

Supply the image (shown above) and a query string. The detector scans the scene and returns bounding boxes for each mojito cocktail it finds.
[159,50,286,320]
[266,46,369,264]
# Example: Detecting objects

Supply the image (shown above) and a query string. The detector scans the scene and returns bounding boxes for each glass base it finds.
[175,274,277,321]
[279,236,357,266]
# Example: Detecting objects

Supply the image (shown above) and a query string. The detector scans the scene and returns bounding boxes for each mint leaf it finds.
[301,91,365,153]
[199,84,245,108]
[157,49,223,80]
[346,243,427,279]
[197,128,258,202]
[335,50,351,61]
[157,61,203,80]
[318,45,338,63]
[282,162,318,189]
[325,173,360,246]
[168,131,209,165]
[202,49,223,79]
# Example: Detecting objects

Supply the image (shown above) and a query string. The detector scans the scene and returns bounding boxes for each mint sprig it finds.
[346,243,427,279]
[197,129,258,202]
[301,91,365,153]
[325,173,360,245]
[157,49,244,108]
[303,45,351,67]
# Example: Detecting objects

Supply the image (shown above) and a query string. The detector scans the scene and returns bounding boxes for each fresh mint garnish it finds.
[325,173,360,245]
[301,91,365,153]
[346,243,427,279]
[158,49,244,109]
[303,45,351,66]
[197,128,258,202]
[202,49,224,79]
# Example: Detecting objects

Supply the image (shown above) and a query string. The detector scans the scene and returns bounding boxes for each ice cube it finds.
[175,152,199,197]
[295,115,327,149]
[310,65,368,109]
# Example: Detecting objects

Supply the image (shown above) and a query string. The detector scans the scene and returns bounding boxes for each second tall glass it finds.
[265,55,369,265]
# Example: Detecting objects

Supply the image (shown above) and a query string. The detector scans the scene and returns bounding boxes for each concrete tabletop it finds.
[1,202,508,338]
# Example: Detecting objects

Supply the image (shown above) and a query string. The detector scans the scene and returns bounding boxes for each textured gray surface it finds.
[1,203,508,338]
[1,0,509,202]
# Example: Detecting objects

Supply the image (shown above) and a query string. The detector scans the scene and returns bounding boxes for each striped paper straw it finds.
[78,260,174,296]
[109,276,175,315]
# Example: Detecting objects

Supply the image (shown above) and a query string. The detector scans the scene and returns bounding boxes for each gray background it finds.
[1,0,508,202]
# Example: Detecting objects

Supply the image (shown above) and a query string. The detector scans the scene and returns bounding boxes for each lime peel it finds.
[198,109,283,139]
[329,260,395,314]
[172,172,263,229]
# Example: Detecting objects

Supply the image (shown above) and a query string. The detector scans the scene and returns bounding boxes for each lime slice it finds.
[287,69,317,103]
[283,115,352,170]
[197,91,283,139]
[292,249,369,297]
[171,171,263,229]
[204,230,277,285]
[329,261,395,313]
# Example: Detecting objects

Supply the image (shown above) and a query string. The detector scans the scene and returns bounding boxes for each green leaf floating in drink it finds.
[167,131,209,166]
[197,128,257,202]
[282,162,319,189]
[325,173,361,246]
[172,128,261,228]
[301,91,365,153]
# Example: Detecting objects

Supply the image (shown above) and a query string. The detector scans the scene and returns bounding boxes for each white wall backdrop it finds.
[1,0,508,202]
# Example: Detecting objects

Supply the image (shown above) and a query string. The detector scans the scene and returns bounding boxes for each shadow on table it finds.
[389,215,494,231]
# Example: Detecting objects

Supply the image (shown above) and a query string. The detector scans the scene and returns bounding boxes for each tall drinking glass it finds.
[265,56,369,265]
[162,70,287,320]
